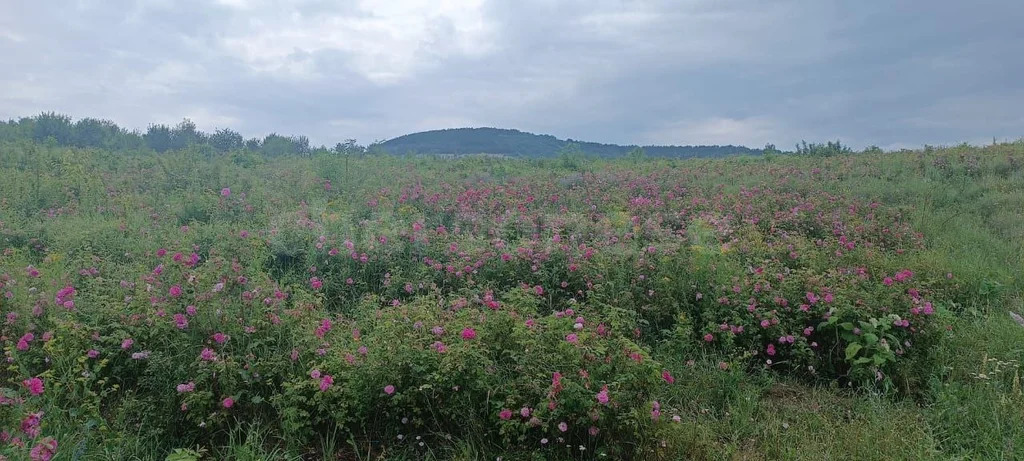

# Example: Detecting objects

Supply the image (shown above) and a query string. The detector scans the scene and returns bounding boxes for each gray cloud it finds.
[1,0,1022,149]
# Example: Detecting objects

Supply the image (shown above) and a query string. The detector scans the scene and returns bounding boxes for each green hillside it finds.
[380,127,761,157]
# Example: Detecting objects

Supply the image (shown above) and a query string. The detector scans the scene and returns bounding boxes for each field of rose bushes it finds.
[1,140,1022,460]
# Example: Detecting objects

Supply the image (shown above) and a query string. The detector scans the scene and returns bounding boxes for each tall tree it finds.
[171,119,204,149]
[210,128,244,152]
[144,124,174,152]
[32,112,73,144]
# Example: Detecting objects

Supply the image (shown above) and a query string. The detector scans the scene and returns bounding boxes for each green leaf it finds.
[863,333,879,344]
[845,343,863,360]
[166,449,201,461]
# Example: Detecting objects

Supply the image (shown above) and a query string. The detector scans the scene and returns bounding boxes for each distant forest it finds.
[2,112,866,158]
[0,113,350,157]
[380,127,761,158]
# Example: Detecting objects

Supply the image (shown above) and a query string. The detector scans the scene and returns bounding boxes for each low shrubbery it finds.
[1,141,1021,459]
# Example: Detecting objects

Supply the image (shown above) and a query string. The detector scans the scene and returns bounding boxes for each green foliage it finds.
[795,140,854,156]
[209,128,244,152]
[0,136,1021,459]
[166,448,207,461]
[261,133,310,157]
[556,142,588,170]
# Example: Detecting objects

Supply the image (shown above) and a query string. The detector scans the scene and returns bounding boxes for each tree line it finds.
[379,127,764,158]
[1,112,865,158]
[0,112,368,156]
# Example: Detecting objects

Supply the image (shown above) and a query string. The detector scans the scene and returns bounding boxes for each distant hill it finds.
[1,113,764,158]
[379,127,761,158]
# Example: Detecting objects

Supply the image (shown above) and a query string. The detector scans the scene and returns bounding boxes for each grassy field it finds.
[0,140,1022,460]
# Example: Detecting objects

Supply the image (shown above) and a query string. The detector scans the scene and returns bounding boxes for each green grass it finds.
[1,140,1022,459]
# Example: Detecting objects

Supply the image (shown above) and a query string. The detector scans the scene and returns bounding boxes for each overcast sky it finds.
[2,0,1022,149]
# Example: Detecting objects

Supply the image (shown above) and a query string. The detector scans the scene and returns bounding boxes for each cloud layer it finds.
[2,0,1022,148]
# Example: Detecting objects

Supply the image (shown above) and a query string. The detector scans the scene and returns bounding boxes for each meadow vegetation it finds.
[0,135,1022,460]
